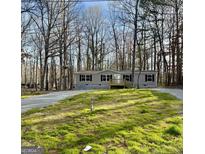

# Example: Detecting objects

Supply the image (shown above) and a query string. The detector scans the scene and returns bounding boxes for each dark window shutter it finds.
[145,75,147,82]
[90,75,92,81]
[101,75,102,81]
[110,75,112,80]
[152,74,154,82]
[80,75,81,81]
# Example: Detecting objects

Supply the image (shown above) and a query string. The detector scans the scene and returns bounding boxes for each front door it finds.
[113,74,121,84]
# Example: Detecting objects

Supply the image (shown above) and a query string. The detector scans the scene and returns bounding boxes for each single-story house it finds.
[73,69,157,89]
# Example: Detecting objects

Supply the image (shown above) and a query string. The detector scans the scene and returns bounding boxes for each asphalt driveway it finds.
[152,88,183,100]
[21,90,91,113]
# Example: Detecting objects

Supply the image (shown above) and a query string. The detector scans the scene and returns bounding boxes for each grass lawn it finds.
[21,95,31,99]
[21,89,183,154]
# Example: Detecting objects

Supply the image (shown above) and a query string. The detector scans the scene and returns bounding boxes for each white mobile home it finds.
[73,69,157,89]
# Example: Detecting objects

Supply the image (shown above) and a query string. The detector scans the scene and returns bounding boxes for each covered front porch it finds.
[109,74,133,89]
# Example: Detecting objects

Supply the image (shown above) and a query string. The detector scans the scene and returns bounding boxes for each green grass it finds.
[21,89,183,154]
[21,95,31,99]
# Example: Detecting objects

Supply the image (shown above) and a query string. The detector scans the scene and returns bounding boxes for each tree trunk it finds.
[132,0,140,88]
[35,54,38,91]
[45,64,49,91]
[112,24,119,71]
[175,0,182,85]
[91,34,95,71]
[172,23,176,84]
[122,23,126,70]
[86,35,90,70]
[153,31,157,71]
[77,37,81,71]
[143,23,146,71]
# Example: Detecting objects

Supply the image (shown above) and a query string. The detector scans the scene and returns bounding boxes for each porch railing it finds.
[109,79,132,88]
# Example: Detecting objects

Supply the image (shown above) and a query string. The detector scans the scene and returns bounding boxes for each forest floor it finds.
[22,89,183,154]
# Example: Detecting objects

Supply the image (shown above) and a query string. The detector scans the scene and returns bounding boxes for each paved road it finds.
[152,88,183,100]
[21,90,90,113]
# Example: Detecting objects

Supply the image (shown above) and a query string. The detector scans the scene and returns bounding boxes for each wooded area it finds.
[21,0,183,91]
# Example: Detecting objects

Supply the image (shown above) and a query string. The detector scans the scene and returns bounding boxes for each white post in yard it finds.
[90,97,94,112]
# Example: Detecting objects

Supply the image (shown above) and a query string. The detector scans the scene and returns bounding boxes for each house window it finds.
[123,74,132,81]
[86,75,92,81]
[80,74,92,82]
[107,75,112,81]
[80,75,85,81]
[101,75,106,81]
[145,74,154,82]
